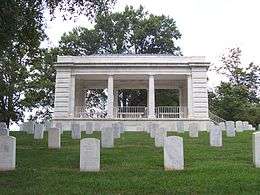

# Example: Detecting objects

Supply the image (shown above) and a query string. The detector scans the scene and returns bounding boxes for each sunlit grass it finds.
[0,130,259,194]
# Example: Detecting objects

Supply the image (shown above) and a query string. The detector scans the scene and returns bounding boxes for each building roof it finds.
[56,55,210,67]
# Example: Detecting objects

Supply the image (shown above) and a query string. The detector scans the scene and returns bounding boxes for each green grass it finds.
[0,131,260,194]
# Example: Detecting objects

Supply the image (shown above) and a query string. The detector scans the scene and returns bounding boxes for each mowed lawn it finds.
[0,130,260,194]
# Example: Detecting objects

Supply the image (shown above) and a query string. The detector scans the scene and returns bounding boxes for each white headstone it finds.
[0,136,16,171]
[85,122,93,134]
[253,132,260,168]
[248,124,253,131]
[71,123,81,139]
[119,122,125,133]
[150,124,159,138]
[80,138,100,172]
[209,123,222,147]
[101,127,114,148]
[177,121,184,133]
[48,128,61,149]
[164,136,184,170]
[235,121,243,132]
[189,123,199,138]
[226,121,235,137]
[171,121,177,132]
[112,123,121,139]
[94,123,101,131]
[34,123,44,139]
[54,122,63,133]
[44,120,52,131]
[219,122,226,131]
[23,121,34,134]
[0,123,9,136]
[155,127,167,147]
[242,121,249,130]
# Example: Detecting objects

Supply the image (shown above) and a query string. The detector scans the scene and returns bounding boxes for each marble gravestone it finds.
[0,136,16,171]
[219,122,226,131]
[119,122,125,133]
[242,121,249,131]
[150,124,159,138]
[164,136,184,170]
[209,123,222,147]
[155,127,167,147]
[85,122,93,134]
[80,138,100,172]
[226,121,235,137]
[253,132,260,168]
[48,128,61,149]
[54,122,63,134]
[0,123,9,136]
[146,122,152,133]
[44,120,52,131]
[177,121,184,133]
[23,121,35,134]
[71,123,81,139]
[112,123,121,139]
[34,123,44,139]
[101,127,114,148]
[189,123,199,138]
[235,121,243,132]
[94,123,101,131]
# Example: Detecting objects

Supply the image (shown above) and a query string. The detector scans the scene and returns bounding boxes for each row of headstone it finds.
[80,123,125,172]
[219,121,256,134]
[20,120,53,135]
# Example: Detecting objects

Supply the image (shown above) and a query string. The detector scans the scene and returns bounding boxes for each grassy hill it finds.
[0,131,260,194]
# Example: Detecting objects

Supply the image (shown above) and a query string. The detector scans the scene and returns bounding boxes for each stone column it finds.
[113,89,118,118]
[148,74,155,118]
[187,75,193,118]
[107,75,114,118]
[70,74,76,117]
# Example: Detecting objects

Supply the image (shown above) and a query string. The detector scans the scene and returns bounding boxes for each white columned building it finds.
[53,55,210,131]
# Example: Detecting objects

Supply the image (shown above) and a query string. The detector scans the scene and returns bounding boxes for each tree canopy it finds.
[209,48,260,126]
[0,0,115,126]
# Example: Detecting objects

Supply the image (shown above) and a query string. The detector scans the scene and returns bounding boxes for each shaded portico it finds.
[73,74,190,119]
[53,55,210,130]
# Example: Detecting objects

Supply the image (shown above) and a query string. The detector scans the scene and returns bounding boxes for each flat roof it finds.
[56,55,210,67]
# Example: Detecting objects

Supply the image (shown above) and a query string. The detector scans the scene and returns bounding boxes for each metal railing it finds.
[209,111,226,124]
[114,106,147,118]
[156,106,187,118]
[75,106,187,119]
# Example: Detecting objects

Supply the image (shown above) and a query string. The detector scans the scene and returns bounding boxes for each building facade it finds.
[53,55,210,131]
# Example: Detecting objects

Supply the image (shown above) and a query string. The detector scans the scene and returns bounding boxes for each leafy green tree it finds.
[210,48,260,126]
[0,0,115,126]
[0,0,45,127]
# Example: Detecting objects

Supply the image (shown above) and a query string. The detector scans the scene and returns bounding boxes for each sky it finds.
[45,0,260,88]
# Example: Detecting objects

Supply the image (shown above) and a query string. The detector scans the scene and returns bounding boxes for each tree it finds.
[0,0,115,126]
[209,48,260,126]
[57,6,182,108]
[217,47,260,103]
